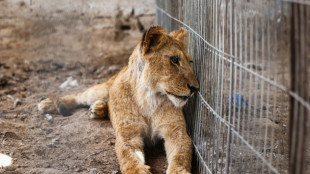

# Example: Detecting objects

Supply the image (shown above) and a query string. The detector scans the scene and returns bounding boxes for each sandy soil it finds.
[0,14,169,174]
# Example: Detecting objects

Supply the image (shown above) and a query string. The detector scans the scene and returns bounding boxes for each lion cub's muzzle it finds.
[185,70,200,97]
[187,84,199,94]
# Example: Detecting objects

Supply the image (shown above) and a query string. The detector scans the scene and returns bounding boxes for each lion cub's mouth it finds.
[165,91,190,101]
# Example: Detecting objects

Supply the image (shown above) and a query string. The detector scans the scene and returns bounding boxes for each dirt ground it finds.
[0,12,170,174]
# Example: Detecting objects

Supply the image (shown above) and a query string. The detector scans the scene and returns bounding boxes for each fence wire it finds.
[156,0,310,173]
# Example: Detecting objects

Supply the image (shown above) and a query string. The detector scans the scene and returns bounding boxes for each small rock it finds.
[246,63,264,71]
[108,65,121,71]
[88,66,96,73]
[7,95,14,101]
[74,167,83,172]
[45,114,53,121]
[51,138,59,144]
[42,163,51,168]
[108,141,115,146]
[89,168,98,174]
[59,77,78,89]
[218,159,223,164]
[20,114,27,121]
[1,139,6,145]
[112,170,120,174]
[47,138,59,148]
[13,99,21,108]
[98,52,104,57]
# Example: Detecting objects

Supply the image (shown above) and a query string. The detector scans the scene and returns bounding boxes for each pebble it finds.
[246,63,264,71]
[13,99,21,108]
[7,95,14,101]
[59,76,78,89]
[108,141,115,146]
[45,114,53,121]
[108,65,121,71]
[74,167,83,172]
[20,114,27,121]
[47,138,59,148]
[1,139,6,145]
[89,168,98,174]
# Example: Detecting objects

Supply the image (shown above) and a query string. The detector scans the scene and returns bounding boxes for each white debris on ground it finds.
[112,170,119,174]
[108,65,122,71]
[89,168,98,174]
[59,77,78,89]
[5,95,22,108]
[0,153,13,167]
[7,95,14,101]
[45,114,53,121]
[13,99,21,108]
[47,138,60,148]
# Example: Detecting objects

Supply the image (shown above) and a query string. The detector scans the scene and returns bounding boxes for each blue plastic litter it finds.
[227,93,248,109]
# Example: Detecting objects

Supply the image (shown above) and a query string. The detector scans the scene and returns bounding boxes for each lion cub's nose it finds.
[187,84,199,93]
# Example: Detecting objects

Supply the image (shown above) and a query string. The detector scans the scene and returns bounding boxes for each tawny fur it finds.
[38,25,199,174]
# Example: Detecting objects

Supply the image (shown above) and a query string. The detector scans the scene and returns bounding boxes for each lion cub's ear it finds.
[169,28,188,48]
[140,25,167,55]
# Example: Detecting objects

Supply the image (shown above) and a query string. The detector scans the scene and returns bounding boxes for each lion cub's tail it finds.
[38,74,117,118]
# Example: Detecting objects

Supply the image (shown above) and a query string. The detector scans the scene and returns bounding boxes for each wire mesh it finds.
[156,0,310,173]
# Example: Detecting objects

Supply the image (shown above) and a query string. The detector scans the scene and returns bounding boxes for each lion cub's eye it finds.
[170,56,179,65]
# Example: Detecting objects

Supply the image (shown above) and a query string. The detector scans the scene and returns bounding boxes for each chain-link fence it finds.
[156,0,310,173]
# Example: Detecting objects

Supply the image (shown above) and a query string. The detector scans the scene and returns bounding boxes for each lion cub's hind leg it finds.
[89,100,108,119]
[38,98,58,114]
[38,94,77,116]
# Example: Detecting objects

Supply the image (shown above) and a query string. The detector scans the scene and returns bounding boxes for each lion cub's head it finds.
[135,25,199,108]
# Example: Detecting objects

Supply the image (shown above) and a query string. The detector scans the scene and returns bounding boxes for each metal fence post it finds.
[289,3,309,174]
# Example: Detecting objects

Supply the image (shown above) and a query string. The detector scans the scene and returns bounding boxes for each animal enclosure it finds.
[0,1,163,173]
[156,0,310,173]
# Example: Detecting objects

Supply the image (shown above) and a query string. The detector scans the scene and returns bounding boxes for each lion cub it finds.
[38,25,199,174]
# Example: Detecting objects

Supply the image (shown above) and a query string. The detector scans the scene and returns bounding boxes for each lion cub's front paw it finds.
[127,165,151,174]
[89,100,108,119]
[38,98,57,114]
[168,166,191,174]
